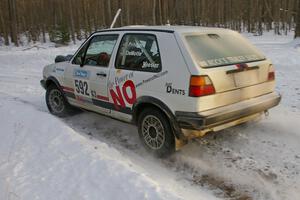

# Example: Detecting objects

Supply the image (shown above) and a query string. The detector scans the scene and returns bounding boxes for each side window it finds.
[73,35,118,67]
[115,34,161,72]
[73,43,88,65]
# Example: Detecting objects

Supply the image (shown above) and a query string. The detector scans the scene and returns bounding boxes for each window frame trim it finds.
[71,34,93,65]
[114,33,162,73]
[71,33,119,68]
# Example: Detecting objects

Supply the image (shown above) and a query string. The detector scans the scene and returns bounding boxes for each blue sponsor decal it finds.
[53,67,65,74]
[74,69,90,78]
[56,68,64,72]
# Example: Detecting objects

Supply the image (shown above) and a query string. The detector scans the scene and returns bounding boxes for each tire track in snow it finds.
[63,109,300,200]
[0,92,48,113]
[63,112,259,200]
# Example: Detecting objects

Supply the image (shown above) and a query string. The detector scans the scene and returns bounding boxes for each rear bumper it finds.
[175,92,281,130]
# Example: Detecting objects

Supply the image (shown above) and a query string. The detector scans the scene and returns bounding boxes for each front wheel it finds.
[138,108,175,157]
[46,84,76,117]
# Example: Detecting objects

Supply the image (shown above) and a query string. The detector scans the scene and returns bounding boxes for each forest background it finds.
[1,0,300,46]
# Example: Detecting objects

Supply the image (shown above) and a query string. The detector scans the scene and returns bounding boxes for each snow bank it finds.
[0,97,181,200]
[250,33,300,113]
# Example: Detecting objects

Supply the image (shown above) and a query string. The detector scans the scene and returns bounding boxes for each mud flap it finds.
[175,137,188,151]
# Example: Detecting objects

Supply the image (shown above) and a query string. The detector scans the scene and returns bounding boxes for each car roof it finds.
[94,25,233,34]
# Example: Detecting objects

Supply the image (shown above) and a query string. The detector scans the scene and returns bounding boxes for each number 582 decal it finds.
[74,79,90,96]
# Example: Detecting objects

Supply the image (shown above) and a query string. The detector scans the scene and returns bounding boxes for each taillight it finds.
[189,75,215,97]
[268,65,275,81]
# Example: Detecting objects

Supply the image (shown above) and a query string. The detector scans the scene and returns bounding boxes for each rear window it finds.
[185,32,265,68]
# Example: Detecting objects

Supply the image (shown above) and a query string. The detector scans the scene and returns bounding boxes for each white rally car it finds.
[41,26,281,157]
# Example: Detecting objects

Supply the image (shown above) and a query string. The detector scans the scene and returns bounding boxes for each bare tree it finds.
[295,0,300,38]
[0,0,299,45]
[7,0,18,46]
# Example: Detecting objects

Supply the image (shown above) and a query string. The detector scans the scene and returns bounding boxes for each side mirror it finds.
[55,55,73,63]
[65,54,73,61]
[55,55,67,63]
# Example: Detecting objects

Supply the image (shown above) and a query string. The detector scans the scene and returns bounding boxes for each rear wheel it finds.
[138,108,175,157]
[46,84,76,117]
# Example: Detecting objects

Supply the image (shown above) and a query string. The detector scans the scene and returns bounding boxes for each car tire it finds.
[137,108,175,157]
[46,84,77,117]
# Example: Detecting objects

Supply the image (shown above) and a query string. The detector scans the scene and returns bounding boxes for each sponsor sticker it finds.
[141,62,160,69]
[165,83,185,95]
[199,54,260,67]
[74,69,90,78]
[125,50,142,56]
[53,67,65,75]
[135,70,168,88]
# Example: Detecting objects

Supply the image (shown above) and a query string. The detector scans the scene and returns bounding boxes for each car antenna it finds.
[166,20,171,26]
[110,9,122,29]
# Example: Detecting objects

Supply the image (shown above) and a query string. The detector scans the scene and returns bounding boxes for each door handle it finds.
[96,72,107,77]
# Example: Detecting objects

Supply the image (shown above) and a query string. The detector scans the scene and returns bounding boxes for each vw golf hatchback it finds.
[41,26,281,157]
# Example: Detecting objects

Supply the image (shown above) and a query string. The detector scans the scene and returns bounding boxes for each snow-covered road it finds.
[0,32,299,200]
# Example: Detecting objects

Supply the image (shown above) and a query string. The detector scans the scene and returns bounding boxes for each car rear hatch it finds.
[203,60,271,93]
[182,30,275,111]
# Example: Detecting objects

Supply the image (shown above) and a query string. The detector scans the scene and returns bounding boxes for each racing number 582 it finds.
[75,80,89,96]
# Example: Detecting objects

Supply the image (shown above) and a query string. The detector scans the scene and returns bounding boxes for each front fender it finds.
[45,76,62,89]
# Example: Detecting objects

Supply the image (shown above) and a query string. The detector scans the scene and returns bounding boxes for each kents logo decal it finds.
[165,83,186,95]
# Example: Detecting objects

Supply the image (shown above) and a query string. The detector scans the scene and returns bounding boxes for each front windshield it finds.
[185,32,265,68]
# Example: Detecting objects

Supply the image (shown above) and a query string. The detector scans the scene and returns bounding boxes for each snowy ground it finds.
[0,31,299,200]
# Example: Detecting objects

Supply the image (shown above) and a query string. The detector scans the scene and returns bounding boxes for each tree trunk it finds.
[8,0,18,46]
[68,0,76,43]
[152,0,156,25]
[295,0,300,38]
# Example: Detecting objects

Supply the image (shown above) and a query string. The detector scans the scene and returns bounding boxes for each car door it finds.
[109,33,164,121]
[65,34,119,114]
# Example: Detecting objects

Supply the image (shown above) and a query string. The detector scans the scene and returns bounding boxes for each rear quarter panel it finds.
[154,32,197,113]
